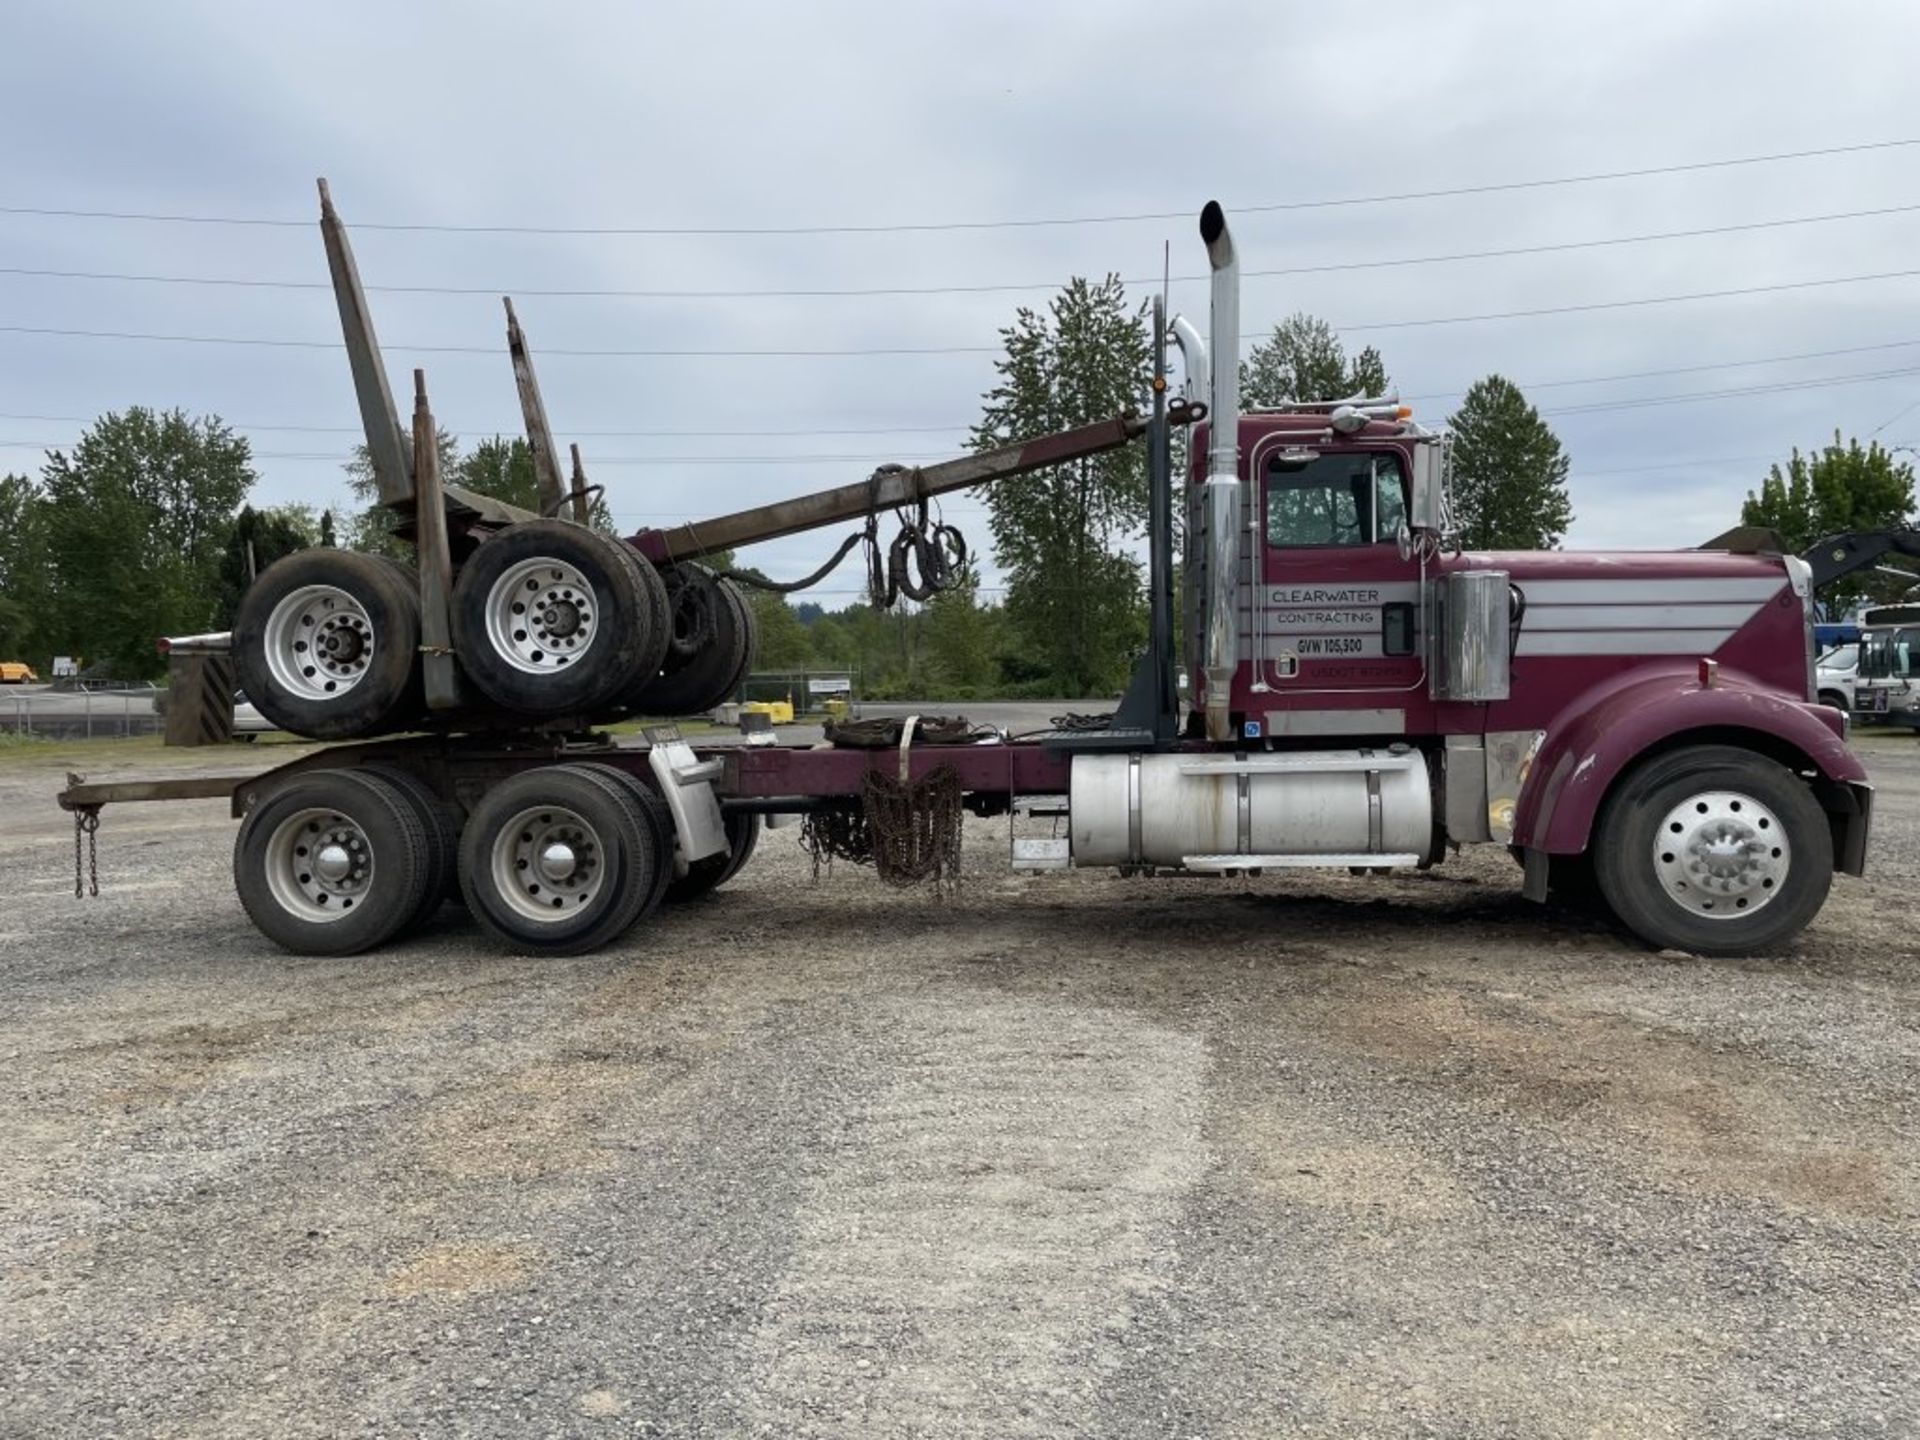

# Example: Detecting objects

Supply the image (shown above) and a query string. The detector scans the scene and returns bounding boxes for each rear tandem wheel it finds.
[233,768,430,955]
[455,764,665,955]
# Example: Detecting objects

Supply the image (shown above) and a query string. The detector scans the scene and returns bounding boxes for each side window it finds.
[1266,452,1408,549]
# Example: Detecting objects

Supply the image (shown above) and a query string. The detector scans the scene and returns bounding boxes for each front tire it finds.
[1591,744,1832,957]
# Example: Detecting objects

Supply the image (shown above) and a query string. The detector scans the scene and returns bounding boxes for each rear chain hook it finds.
[72,806,101,898]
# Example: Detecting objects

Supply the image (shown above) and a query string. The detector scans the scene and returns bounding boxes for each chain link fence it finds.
[2,687,166,740]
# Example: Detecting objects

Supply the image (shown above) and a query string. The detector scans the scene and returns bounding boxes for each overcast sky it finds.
[3,0,1917,599]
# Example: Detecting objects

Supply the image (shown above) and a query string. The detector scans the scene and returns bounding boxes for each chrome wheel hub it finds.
[484,559,598,675]
[1653,790,1789,920]
[490,805,605,923]
[264,807,373,923]
[263,585,374,700]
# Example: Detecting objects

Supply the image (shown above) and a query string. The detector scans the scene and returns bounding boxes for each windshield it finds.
[1266,451,1406,548]
[1817,646,1858,672]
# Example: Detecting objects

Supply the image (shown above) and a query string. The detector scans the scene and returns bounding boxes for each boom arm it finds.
[1801,530,1920,590]
[629,406,1197,564]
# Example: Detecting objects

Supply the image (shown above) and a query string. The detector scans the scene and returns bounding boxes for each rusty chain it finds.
[72,806,100,898]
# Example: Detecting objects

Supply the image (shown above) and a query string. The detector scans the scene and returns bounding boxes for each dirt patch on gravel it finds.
[384,1242,542,1299]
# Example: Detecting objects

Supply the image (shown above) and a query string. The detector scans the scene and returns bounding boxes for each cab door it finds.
[1246,439,1427,737]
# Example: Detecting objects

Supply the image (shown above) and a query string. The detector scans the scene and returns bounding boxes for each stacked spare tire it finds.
[234,520,757,739]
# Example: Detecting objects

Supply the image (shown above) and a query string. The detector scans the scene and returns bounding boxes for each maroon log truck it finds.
[60,193,1872,960]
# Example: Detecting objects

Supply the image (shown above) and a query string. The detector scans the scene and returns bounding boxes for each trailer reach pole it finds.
[629,404,1200,565]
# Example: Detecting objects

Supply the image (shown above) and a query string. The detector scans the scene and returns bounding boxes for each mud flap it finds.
[646,733,727,875]
[1522,847,1551,903]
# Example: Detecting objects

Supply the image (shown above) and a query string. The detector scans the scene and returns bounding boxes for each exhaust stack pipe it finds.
[1199,200,1241,742]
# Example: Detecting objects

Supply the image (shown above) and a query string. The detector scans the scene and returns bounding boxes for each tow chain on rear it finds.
[72,805,100,898]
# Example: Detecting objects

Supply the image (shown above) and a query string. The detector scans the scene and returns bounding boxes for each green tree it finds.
[215,504,319,626]
[1348,345,1390,397]
[452,436,617,534]
[805,614,855,669]
[921,563,1002,694]
[971,274,1150,696]
[39,409,254,677]
[1742,433,1916,607]
[1241,313,1391,406]
[1446,376,1574,550]
[345,433,619,553]
[744,589,815,671]
[0,472,51,663]
[341,428,461,556]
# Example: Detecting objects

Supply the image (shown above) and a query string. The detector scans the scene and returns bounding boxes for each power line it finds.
[0,139,1912,236]
[1339,268,1920,334]
[1402,338,1920,404]
[0,411,971,438]
[9,338,1920,459]
[0,440,957,464]
[1543,363,1920,416]
[1574,453,1781,477]
[4,359,1909,463]
[0,324,998,357]
[1868,394,1920,435]
[6,202,1914,299]
[5,266,1918,358]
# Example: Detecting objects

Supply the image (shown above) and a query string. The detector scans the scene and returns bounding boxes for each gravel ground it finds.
[0,734,1916,1438]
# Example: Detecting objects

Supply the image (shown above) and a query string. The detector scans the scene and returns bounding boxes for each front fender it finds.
[1513,665,1865,856]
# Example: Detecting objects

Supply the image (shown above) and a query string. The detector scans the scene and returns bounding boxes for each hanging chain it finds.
[73,806,100,898]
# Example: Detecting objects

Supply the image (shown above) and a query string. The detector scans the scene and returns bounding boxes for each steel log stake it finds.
[318,178,413,508]
[412,370,463,711]
[504,298,577,523]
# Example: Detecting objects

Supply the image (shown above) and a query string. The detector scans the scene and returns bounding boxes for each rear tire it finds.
[360,761,462,935]
[666,811,761,903]
[626,573,756,717]
[571,764,676,918]
[456,764,659,955]
[450,521,657,719]
[1591,744,1832,957]
[234,550,422,740]
[233,769,429,955]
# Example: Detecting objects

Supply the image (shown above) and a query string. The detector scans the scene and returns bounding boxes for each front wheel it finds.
[1591,744,1832,957]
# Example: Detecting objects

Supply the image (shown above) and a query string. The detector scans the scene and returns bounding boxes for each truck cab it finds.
[1115,202,1874,957]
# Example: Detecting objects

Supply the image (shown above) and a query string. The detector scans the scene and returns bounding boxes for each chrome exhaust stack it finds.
[1199,200,1241,742]
[1168,313,1209,411]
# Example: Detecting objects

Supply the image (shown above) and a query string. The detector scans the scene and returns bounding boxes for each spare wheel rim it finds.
[484,558,600,676]
[263,584,374,701]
